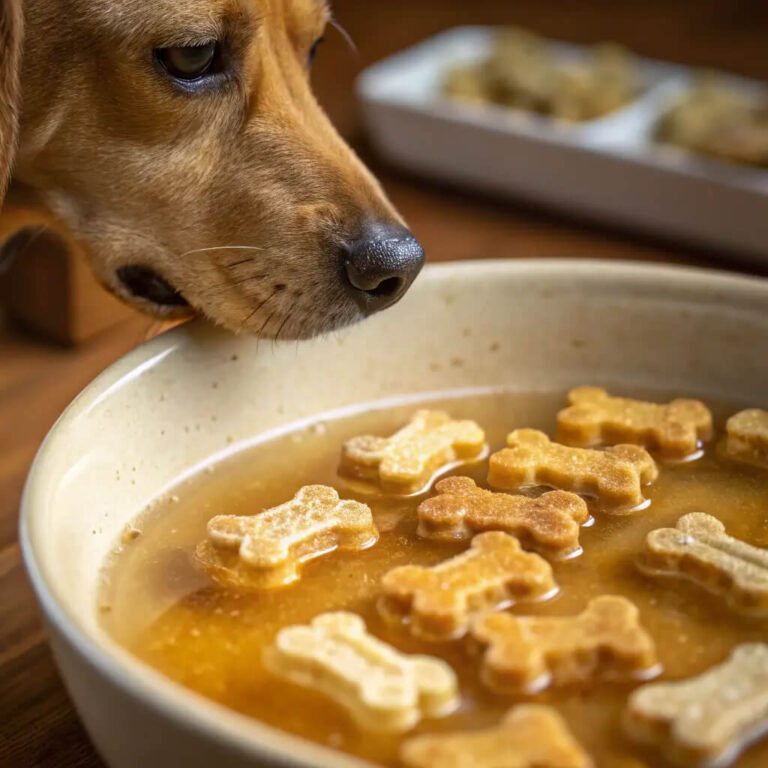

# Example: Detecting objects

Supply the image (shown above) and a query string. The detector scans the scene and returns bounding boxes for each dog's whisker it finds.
[228,273,266,288]
[100,233,265,267]
[240,288,278,332]
[225,257,256,268]
[329,18,357,55]
[180,245,265,258]
[257,307,280,338]
[202,272,266,299]
[274,303,301,342]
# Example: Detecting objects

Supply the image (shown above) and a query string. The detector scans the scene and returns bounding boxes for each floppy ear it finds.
[0,0,23,203]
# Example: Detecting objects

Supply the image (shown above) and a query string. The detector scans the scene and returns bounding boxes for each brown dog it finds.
[0,0,424,338]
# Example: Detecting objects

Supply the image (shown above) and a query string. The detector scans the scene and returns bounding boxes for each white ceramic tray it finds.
[357,27,768,263]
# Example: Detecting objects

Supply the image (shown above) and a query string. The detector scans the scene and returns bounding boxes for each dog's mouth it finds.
[116,265,189,308]
[111,221,425,333]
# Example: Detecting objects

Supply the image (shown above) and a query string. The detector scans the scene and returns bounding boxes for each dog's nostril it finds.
[116,266,189,307]
[368,276,404,298]
[342,221,425,314]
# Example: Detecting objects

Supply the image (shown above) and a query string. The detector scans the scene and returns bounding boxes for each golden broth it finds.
[100,390,768,767]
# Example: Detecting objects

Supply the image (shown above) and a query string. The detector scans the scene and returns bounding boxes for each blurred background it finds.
[2,1,768,765]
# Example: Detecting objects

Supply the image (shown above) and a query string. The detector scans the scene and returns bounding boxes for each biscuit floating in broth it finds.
[401,704,594,768]
[196,485,377,589]
[488,429,658,512]
[264,612,458,733]
[417,476,589,558]
[338,409,486,494]
[380,531,557,640]
[556,386,712,459]
[625,643,768,766]
[725,408,768,469]
[639,512,768,614]
[471,595,659,694]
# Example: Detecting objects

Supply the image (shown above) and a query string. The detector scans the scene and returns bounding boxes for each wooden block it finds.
[0,188,137,345]
[0,227,134,345]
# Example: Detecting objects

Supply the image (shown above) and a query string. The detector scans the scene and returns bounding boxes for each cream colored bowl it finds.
[21,260,768,768]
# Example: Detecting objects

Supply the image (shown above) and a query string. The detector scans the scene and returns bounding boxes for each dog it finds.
[0,0,424,338]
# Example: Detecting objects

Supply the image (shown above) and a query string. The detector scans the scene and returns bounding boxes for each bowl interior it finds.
[21,259,768,765]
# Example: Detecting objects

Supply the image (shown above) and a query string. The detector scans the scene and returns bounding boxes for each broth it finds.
[100,389,768,767]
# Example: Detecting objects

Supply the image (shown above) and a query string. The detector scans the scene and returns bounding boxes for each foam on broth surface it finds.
[100,390,768,767]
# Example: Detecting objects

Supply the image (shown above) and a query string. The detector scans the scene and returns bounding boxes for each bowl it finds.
[21,259,768,768]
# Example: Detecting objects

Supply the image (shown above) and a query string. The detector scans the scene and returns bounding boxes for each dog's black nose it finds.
[342,221,425,314]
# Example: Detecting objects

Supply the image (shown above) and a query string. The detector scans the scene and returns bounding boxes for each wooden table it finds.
[2,1,767,765]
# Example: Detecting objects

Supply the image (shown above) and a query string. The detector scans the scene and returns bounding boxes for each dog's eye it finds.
[156,42,218,81]
[309,37,324,67]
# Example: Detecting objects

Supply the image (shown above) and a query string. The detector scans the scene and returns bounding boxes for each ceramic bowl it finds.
[21,259,768,768]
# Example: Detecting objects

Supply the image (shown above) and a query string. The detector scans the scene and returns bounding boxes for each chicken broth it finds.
[100,389,768,767]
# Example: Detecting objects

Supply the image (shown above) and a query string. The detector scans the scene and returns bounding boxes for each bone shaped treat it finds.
[726,408,768,468]
[417,476,589,558]
[263,612,458,732]
[556,386,713,458]
[626,643,768,766]
[471,595,659,693]
[379,531,557,640]
[488,429,658,512]
[401,704,594,768]
[640,512,768,614]
[196,485,377,589]
[338,409,486,494]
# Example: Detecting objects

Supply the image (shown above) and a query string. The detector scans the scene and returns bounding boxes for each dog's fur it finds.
[0,0,408,338]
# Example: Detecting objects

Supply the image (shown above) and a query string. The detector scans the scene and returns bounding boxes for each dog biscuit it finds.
[557,386,712,458]
[725,408,768,468]
[626,643,768,766]
[339,409,486,494]
[401,704,594,768]
[263,611,458,732]
[471,595,659,693]
[640,512,768,614]
[196,485,377,589]
[380,531,557,640]
[417,476,589,558]
[488,429,658,512]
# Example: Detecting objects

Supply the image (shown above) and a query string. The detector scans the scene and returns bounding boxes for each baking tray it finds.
[357,26,768,263]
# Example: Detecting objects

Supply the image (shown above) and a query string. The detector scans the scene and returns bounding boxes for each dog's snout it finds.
[342,222,425,314]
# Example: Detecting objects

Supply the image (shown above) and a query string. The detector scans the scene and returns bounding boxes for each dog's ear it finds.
[0,0,23,204]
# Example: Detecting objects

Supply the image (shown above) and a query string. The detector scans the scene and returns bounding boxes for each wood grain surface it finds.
[2,1,768,766]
